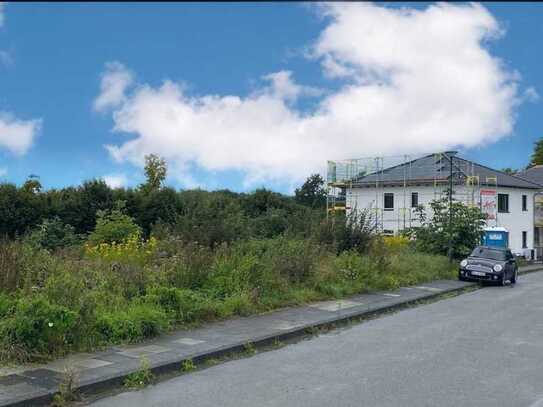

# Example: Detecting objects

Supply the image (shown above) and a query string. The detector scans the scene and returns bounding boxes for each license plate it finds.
[471,271,486,276]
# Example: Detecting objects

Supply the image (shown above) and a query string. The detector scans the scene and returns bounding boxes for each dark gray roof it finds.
[516,166,543,187]
[353,153,541,189]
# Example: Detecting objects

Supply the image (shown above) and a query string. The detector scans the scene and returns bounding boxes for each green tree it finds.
[88,202,142,245]
[27,217,80,251]
[294,174,327,208]
[529,139,543,167]
[137,187,182,235]
[0,183,45,237]
[142,154,167,193]
[22,175,42,194]
[405,196,486,258]
[501,168,517,175]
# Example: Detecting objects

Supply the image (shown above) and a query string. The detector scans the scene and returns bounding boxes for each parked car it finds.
[458,246,518,285]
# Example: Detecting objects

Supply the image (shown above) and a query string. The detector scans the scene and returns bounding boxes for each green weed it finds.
[181,358,196,372]
[124,357,154,389]
[243,341,257,356]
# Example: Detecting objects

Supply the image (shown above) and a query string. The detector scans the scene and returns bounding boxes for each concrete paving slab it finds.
[414,285,444,292]
[0,381,46,403]
[117,345,171,358]
[46,353,97,373]
[309,299,362,312]
[75,358,113,370]
[271,321,302,331]
[0,375,26,386]
[19,368,62,389]
[173,338,206,346]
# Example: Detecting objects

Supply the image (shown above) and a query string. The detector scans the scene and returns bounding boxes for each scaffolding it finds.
[326,152,493,234]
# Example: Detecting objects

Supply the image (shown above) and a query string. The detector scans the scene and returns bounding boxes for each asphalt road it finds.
[88,272,543,407]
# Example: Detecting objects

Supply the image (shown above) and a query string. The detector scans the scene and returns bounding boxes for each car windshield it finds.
[470,247,506,261]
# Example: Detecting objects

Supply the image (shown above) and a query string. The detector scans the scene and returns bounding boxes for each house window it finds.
[384,193,394,210]
[522,231,527,249]
[522,195,527,211]
[411,192,419,208]
[498,194,509,213]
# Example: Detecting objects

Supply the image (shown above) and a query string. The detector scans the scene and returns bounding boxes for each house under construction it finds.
[326,151,541,255]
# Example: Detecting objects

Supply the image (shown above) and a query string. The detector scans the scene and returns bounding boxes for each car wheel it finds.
[510,269,518,285]
[501,274,507,286]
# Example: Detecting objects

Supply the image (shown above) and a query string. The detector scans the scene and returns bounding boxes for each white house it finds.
[343,152,541,256]
[516,165,543,258]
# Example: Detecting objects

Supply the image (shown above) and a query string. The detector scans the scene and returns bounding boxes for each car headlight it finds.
[493,264,503,272]
[460,259,468,268]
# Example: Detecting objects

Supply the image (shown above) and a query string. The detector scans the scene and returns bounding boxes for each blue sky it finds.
[0,2,541,192]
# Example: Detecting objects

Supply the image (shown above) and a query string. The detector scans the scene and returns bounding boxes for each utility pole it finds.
[448,153,454,263]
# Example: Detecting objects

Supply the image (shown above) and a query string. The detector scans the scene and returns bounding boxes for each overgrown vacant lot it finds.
[0,218,453,364]
[0,167,467,364]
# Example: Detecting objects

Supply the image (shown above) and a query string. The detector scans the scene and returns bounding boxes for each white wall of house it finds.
[347,185,537,255]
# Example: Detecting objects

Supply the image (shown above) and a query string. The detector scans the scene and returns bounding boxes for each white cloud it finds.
[102,2,522,187]
[102,173,128,189]
[0,5,40,156]
[0,167,6,177]
[260,71,323,102]
[93,61,134,113]
[0,112,40,155]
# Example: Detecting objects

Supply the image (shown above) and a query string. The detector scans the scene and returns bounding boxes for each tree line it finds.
[0,154,328,244]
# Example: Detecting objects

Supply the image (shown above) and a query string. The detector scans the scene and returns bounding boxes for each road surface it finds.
[88,272,543,407]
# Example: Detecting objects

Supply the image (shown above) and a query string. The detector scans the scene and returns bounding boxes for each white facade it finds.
[347,185,537,255]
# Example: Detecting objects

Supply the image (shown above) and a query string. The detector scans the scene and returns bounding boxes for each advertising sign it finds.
[535,194,543,228]
[480,189,497,222]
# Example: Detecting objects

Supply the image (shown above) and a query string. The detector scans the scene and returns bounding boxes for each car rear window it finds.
[470,247,506,261]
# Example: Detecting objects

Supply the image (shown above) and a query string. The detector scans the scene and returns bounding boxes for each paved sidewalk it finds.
[1,265,541,406]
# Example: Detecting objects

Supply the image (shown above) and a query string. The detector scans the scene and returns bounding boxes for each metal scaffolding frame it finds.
[326,152,490,233]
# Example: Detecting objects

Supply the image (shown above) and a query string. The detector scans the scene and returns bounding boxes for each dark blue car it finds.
[458,246,518,285]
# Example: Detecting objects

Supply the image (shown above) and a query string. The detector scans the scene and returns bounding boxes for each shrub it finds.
[26,217,81,251]
[312,210,376,254]
[266,238,319,284]
[88,206,142,246]
[85,235,157,266]
[405,196,486,258]
[207,245,262,298]
[173,190,249,248]
[218,293,255,318]
[0,295,77,358]
[334,250,372,281]
[144,286,218,324]
[383,235,410,253]
[0,240,56,293]
[95,302,169,343]
[0,293,14,319]
[157,240,214,290]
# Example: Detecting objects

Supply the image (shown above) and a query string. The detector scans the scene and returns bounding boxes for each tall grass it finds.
[0,231,454,363]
